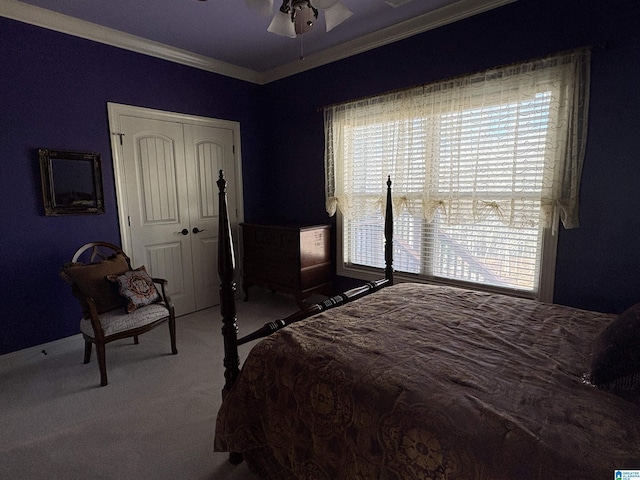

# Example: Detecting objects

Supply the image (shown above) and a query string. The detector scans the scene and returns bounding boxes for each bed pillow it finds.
[590,302,640,392]
[60,253,131,315]
[107,266,162,313]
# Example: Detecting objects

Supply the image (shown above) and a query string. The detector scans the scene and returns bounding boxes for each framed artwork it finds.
[39,149,105,216]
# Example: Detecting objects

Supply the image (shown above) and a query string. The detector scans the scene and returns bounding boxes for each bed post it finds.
[217,171,240,398]
[384,175,394,285]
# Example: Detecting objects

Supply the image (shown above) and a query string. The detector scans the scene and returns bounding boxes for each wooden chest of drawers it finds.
[241,223,332,307]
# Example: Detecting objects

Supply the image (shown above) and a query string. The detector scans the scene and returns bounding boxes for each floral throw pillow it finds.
[107,266,162,313]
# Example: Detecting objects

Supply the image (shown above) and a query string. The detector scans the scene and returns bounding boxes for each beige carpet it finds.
[0,288,303,480]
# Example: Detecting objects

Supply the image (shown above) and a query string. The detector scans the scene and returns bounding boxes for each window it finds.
[324,49,591,301]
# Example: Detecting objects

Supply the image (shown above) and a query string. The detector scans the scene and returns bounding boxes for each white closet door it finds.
[183,124,237,311]
[120,115,197,315]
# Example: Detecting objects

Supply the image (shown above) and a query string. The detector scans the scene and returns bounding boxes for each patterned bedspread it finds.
[214,283,640,479]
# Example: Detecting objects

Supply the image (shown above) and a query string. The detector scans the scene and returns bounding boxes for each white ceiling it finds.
[1,0,515,84]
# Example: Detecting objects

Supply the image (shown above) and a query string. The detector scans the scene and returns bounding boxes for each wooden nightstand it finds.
[241,223,332,308]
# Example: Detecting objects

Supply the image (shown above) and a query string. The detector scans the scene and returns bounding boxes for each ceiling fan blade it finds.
[267,11,297,38]
[324,1,353,32]
[245,0,274,17]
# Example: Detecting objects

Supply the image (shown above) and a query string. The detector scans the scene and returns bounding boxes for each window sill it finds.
[337,263,540,302]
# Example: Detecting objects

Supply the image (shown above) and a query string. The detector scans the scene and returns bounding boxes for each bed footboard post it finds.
[217,171,240,397]
[384,175,394,285]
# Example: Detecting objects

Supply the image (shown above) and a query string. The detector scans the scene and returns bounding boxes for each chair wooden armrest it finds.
[152,277,174,311]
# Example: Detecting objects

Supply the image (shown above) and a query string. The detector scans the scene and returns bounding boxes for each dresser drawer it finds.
[244,260,299,288]
[244,246,299,266]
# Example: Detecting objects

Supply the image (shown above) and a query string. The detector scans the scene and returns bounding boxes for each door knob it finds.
[192,227,206,234]
[176,228,189,236]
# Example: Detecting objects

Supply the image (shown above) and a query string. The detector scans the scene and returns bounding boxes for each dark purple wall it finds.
[2,0,640,354]
[0,18,266,354]
[258,0,640,313]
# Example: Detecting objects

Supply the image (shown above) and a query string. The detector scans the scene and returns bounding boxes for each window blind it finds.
[325,49,590,296]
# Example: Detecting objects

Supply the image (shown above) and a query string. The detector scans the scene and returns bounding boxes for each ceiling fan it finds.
[246,0,354,38]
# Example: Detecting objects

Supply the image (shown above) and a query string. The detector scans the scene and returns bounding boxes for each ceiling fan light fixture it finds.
[294,6,317,35]
[267,10,297,37]
[265,0,351,38]
[324,1,353,32]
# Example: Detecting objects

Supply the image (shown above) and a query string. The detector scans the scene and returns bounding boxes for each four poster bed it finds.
[214,171,640,479]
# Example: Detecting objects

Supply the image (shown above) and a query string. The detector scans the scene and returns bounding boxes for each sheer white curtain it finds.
[324,48,591,232]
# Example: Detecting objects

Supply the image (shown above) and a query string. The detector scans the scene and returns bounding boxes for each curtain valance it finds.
[324,48,591,232]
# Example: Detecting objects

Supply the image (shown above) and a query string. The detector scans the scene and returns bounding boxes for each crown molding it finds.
[0,0,263,84]
[1,0,516,85]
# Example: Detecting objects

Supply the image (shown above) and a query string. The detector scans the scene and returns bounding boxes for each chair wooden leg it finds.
[133,335,139,345]
[83,340,92,364]
[169,318,178,355]
[96,342,108,386]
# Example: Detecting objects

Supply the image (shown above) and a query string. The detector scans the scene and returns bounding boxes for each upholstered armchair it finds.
[60,242,177,386]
